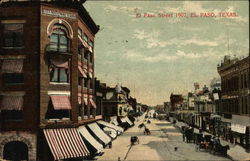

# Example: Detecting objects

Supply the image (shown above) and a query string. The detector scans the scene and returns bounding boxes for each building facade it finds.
[0,1,102,160]
[217,55,249,148]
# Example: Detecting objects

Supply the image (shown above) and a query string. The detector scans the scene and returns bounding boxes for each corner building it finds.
[0,1,101,160]
[217,55,250,149]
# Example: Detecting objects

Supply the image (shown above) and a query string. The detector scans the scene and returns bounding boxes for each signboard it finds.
[213,93,219,100]
[42,8,76,19]
[231,123,246,134]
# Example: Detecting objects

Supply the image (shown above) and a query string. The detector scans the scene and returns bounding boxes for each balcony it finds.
[46,43,72,59]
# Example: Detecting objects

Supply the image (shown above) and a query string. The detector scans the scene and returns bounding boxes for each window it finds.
[83,33,88,42]
[84,78,88,88]
[89,41,93,47]
[84,49,88,60]
[89,53,93,64]
[2,73,24,84]
[78,45,82,60]
[78,104,82,117]
[78,77,82,86]
[78,28,82,38]
[45,96,71,120]
[3,23,24,47]
[90,78,93,89]
[50,68,69,83]
[1,110,23,121]
[49,25,69,52]
[1,95,24,121]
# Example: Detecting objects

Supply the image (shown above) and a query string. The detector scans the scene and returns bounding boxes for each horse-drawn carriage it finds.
[130,136,139,145]
[194,134,230,156]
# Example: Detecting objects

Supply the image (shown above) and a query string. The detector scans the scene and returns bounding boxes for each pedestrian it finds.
[182,126,186,142]
[118,157,121,161]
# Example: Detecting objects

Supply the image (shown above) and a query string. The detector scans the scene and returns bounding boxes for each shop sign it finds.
[42,9,76,19]
[231,124,246,134]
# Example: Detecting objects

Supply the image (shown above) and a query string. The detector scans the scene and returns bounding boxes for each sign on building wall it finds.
[231,124,246,134]
[42,8,76,19]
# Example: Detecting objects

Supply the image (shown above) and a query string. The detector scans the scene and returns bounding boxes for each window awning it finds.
[1,59,23,73]
[78,66,87,78]
[78,126,103,153]
[89,98,96,109]
[0,96,23,110]
[103,127,117,139]
[88,72,93,78]
[43,128,89,160]
[97,120,124,133]
[124,117,133,126]
[78,95,88,105]
[50,60,69,68]
[51,95,71,110]
[87,123,111,146]
[78,36,89,48]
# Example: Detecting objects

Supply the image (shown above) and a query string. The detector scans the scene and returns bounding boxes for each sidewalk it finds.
[172,118,250,161]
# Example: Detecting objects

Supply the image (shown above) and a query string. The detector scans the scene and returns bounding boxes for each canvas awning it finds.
[78,36,89,48]
[1,59,23,73]
[87,123,111,146]
[51,95,71,110]
[112,120,119,126]
[125,117,133,126]
[103,127,117,139]
[43,128,89,160]
[78,126,103,153]
[0,96,23,110]
[89,99,96,109]
[78,66,87,78]
[97,120,124,133]
[50,59,69,68]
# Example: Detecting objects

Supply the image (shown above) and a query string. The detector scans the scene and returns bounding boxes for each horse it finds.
[144,128,151,135]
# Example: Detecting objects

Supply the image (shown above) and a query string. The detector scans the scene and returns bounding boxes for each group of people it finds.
[181,125,194,143]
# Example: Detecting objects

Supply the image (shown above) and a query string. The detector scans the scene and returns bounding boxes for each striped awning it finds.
[97,120,124,133]
[0,96,23,110]
[78,126,103,153]
[87,123,111,146]
[78,66,87,78]
[1,59,23,73]
[43,128,89,160]
[51,95,71,110]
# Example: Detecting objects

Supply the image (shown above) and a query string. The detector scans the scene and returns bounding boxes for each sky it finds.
[84,0,249,106]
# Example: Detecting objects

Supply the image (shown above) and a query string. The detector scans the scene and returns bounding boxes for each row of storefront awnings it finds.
[43,121,123,160]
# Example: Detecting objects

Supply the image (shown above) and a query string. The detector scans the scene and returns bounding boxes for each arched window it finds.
[49,25,70,52]
[3,141,28,161]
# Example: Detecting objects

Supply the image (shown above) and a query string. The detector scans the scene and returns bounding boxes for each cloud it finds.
[124,49,212,63]
[104,5,143,14]
[124,50,178,63]
[183,38,218,47]
[133,29,220,48]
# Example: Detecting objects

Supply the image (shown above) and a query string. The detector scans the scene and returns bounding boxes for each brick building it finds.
[217,55,249,148]
[0,1,103,160]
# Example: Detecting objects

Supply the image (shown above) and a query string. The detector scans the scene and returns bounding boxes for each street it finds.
[97,117,231,161]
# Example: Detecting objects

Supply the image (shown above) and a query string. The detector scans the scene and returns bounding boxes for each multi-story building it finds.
[0,1,103,160]
[103,84,132,121]
[217,55,249,148]
[170,93,183,111]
